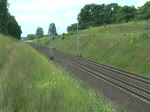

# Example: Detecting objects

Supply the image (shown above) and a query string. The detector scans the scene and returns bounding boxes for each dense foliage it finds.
[48,23,57,36]
[0,0,22,39]
[67,23,78,33]
[27,34,35,40]
[67,2,150,32]
[36,27,44,38]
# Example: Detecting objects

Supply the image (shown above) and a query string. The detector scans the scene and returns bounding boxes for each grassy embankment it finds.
[35,21,150,78]
[0,34,114,111]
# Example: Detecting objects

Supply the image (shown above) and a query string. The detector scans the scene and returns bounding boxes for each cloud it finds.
[137,0,149,7]
[10,0,102,12]
[16,13,50,21]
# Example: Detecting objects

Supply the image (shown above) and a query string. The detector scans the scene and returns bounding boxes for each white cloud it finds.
[64,10,79,21]
[16,13,50,21]
[137,0,149,7]
[10,0,103,12]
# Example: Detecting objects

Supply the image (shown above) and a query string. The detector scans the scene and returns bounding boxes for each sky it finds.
[8,0,149,37]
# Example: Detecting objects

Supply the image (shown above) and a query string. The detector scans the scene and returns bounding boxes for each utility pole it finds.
[77,14,82,57]
[35,34,38,49]
[50,35,54,60]
[48,23,56,60]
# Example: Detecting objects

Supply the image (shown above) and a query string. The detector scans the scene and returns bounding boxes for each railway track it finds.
[29,43,150,111]
[53,49,150,105]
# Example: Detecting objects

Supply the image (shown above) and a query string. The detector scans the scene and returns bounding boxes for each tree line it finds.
[27,23,57,40]
[67,1,150,32]
[0,0,22,39]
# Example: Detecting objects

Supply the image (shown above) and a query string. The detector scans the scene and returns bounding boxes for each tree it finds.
[67,23,77,33]
[135,1,150,20]
[78,3,120,29]
[0,0,9,34]
[48,23,57,36]
[67,2,150,31]
[116,6,137,23]
[0,0,22,39]
[36,27,44,38]
[103,3,120,24]
[27,34,35,40]
[78,4,100,29]
[7,14,22,39]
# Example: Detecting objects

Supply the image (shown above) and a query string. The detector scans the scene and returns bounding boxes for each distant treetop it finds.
[67,2,150,32]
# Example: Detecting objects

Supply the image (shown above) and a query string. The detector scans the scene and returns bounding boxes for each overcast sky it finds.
[8,0,149,37]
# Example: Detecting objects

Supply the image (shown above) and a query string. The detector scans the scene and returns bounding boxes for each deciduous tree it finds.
[48,23,57,36]
[67,23,77,33]
[36,27,44,38]
[0,0,22,39]
[27,34,35,40]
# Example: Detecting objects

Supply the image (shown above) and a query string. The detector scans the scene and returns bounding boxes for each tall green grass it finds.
[0,34,114,112]
[0,34,16,70]
[36,21,150,78]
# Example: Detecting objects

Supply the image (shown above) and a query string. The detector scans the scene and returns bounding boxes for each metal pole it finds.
[78,25,82,57]
[77,22,79,56]
[77,16,82,57]
[50,35,53,60]
[36,35,38,49]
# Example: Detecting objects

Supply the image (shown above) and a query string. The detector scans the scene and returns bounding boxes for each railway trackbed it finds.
[29,43,150,111]
[53,49,150,105]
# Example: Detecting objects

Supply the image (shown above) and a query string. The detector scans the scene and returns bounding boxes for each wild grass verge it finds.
[0,35,115,112]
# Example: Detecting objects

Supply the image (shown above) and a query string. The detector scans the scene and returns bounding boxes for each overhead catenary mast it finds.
[50,34,54,60]
[48,23,56,60]
[77,14,82,57]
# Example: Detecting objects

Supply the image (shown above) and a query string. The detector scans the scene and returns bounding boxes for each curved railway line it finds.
[29,43,150,111]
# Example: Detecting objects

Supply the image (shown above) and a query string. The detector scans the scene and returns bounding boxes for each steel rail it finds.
[54,50,150,104]
[54,49,150,84]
